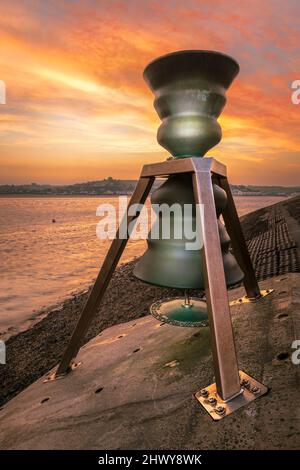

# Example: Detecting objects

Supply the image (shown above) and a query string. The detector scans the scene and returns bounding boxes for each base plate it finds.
[230,289,274,306]
[195,370,268,421]
[150,297,208,327]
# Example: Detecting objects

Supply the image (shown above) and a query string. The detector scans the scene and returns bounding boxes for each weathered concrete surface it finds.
[0,274,299,450]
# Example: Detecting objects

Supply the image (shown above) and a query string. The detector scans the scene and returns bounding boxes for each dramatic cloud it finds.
[0,0,300,184]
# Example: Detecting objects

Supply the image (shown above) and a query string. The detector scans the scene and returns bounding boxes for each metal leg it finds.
[192,166,268,420]
[218,177,261,299]
[192,169,241,401]
[54,176,155,377]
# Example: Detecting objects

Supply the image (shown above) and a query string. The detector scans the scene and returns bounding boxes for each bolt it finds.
[241,379,250,387]
[200,389,209,398]
[208,397,217,405]
[266,289,270,293]
[216,406,226,415]
[239,298,243,303]
[251,386,260,395]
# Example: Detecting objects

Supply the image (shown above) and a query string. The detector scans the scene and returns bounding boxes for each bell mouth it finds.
[143,49,240,91]
[150,296,208,328]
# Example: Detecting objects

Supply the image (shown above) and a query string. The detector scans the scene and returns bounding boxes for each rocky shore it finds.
[1,196,300,408]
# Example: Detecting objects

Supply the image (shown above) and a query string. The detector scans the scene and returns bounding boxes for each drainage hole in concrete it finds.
[118,335,125,339]
[193,331,201,338]
[41,397,50,404]
[95,387,104,394]
[276,352,289,361]
[277,313,289,319]
[133,348,140,353]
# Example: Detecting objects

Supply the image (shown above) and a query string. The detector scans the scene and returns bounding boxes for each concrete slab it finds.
[0,274,299,450]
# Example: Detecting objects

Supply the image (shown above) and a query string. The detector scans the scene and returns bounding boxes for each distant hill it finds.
[0,178,299,197]
[0,177,138,196]
[231,185,300,197]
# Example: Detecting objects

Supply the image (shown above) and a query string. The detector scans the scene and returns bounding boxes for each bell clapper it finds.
[183,290,193,309]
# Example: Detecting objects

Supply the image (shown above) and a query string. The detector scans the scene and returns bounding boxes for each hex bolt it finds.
[208,397,217,406]
[241,379,250,387]
[251,386,260,394]
[216,406,226,415]
[200,389,209,398]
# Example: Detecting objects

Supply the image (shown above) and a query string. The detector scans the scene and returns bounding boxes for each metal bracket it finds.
[195,370,268,421]
[43,361,82,383]
[230,289,274,306]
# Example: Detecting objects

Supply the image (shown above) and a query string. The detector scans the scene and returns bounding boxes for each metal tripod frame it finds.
[52,157,271,420]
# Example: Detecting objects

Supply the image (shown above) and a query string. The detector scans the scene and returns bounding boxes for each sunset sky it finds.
[0,0,300,185]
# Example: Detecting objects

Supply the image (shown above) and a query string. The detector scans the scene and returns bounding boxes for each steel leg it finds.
[55,176,154,377]
[192,169,241,401]
[192,166,268,420]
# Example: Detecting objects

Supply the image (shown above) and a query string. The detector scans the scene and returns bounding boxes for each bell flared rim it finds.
[143,49,240,91]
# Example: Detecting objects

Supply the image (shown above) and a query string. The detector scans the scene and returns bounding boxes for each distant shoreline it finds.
[0,194,131,198]
[0,194,291,198]
[1,178,299,198]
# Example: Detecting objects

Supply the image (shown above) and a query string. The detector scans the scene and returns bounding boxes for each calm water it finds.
[0,195,285,335]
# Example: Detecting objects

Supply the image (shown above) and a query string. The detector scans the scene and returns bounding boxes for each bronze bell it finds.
[133,50,244,326]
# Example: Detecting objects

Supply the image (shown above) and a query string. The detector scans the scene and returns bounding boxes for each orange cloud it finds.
[0,0,300,185]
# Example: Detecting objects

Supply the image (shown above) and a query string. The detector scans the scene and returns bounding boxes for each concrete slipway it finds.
[0,273,299,450]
